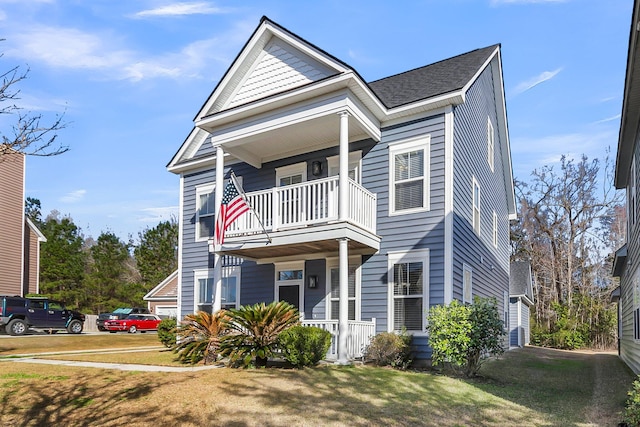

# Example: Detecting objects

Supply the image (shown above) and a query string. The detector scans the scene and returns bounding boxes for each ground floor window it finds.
[194,265,241,312]
[388,249,429,334]
[327,259,360,321]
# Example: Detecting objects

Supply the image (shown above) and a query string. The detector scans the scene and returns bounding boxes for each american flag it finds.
[214,178,249,246]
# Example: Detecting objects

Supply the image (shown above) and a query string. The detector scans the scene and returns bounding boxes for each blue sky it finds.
[0,0,630,241]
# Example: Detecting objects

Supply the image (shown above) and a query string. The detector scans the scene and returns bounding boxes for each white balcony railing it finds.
[301,318,377,360]
[227,176,376,236]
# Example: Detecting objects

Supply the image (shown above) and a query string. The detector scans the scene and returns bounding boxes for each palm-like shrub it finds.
[220,301,300,368]
[172,310,229,365]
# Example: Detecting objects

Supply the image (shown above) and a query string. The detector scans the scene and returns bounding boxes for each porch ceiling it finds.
[214,222,380,263]
[221,113,372,166]
[222,238,375,260]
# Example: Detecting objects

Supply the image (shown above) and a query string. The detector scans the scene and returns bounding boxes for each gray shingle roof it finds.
[368,44,499,109]
[510,261,533,300]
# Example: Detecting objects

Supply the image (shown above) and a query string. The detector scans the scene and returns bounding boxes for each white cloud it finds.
[4,22,248,81]
[511,130,615,179]
[512,68,563,95]
[132,2,229,18]
[137,206,179,223]
[593,114,621,125]
[60,189,87,203]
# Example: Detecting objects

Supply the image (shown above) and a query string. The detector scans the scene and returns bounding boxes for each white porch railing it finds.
[302,318,377,360]
[227,176,376,236]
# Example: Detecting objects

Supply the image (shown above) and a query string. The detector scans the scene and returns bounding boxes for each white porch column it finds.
[212,143,224,313]
[337,237,350,364]
[338,111,350,221]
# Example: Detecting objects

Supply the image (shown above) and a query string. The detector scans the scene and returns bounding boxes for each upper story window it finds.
[472,177,481,235]
[389,136,430,215]
[487,117,495,172]
[327,151,362,184]
[196,184,215,241]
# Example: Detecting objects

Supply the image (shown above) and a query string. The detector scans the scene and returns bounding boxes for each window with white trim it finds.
[327,259,360,321]
[276,162,307,187]
[492,210,498,248]
[487,117,495,172]
[462,263,472,304]
[389,136,430,215]
[221,266,241,310]
[195,270,214,312]
[388,250,429,333]
[195,184,215,241]
[327,151,362,184]
[472,177,481,235]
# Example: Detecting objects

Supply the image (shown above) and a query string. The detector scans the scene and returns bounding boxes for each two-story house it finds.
[0,148,47,297]
[167,17,516,362]
[613,0,640,374]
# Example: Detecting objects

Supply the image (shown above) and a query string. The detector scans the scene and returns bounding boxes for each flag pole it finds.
[230,171,272,244]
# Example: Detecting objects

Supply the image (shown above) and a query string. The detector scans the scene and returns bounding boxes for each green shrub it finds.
[278,326,332,368]
[157,318,177,348]
[363,330,413,369]
[426,297,505,377]
[220,301,300,368]
[624,375,640,426]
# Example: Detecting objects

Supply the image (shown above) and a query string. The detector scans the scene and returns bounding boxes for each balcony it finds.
[214,176,380,260]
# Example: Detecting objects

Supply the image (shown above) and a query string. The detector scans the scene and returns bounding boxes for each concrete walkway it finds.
[6,357,220,372]
[1,346,222,372]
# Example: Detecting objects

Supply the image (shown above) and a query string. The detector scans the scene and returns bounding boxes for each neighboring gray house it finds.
[167,17,516,362]
[509,261,534,348]
[613,0,640,374]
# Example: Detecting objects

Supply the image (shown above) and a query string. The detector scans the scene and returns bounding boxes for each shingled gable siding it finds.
[359,113,446,359]
[451,63,510,308]
[0,153,25,296]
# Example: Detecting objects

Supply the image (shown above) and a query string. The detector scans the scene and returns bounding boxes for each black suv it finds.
[0,296,85,336]
[96,307,150,331]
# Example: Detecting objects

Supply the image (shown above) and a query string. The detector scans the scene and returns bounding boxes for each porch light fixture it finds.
[308,275,318,288]
[312,161,322,176]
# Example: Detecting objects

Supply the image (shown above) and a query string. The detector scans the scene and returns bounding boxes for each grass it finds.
[0,334,635,426]
[0,333,161,356]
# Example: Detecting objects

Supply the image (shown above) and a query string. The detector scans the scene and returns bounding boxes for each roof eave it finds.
[615,1,640,189]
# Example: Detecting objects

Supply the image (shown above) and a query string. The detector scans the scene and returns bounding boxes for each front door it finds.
[278,285,300,311]
[275,263,304,315]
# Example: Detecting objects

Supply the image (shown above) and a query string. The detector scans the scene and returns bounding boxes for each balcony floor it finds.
[215,221,380,262]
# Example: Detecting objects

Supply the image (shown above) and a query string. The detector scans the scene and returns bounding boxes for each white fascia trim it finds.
[167,151,240,175]
[384,91,466,120]
[25,217,47,242]
[209,90,380,148]
[461,46,499,95]
[493,53,517,220]
[177,175,185,319]
[444,105,454,304]
[167,127,209,172]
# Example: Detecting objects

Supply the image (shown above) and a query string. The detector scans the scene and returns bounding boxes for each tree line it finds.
[511,153,623,349]
[27,199,178,315]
